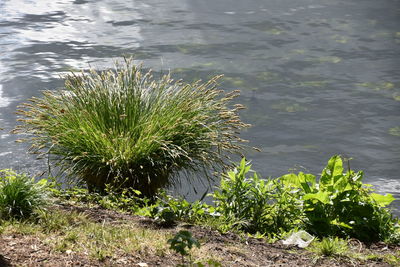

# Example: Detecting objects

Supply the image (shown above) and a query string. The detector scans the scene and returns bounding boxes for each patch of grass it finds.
[71,221,170,260]
[0,169,49,220]
[14,58,249,196]
[378,253,400,266]
[35,209,89,233]
[0,219,40,235]
[354,252,400,266]
[308,237,348,257]
[2,208,171,261]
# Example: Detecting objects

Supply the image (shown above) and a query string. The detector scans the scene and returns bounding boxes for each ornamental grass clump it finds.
[0,169,49,220]
[14,59,249,196]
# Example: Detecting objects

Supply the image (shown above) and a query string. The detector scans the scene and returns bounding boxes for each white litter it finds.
[281,230,314,248]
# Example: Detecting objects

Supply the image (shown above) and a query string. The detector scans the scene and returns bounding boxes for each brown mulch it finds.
[0,203,398,267]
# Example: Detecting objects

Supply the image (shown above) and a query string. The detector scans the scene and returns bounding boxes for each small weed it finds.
[64,231,79,243]
[54,239,69,253]
[90,247,108,261]
[309,237,348,257]
[168,230,200,266]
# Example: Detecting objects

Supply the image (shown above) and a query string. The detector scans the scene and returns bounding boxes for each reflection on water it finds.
[0,84,12,108]
[0,0,399,207]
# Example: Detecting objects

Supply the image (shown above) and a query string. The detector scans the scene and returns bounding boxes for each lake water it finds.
[0,0,399,207]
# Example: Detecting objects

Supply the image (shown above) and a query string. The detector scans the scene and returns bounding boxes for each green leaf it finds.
[227,171,236,181]
[281,172,316,193]
[320,155,343,188]
[132,189,141,195]
[299,172,316,193]
[333,176,349,192]
[239,157,246,170]
[304,192,331,204]
[167,230,200,256]
[37,179,48,186]
[370,193,395,207]
[331,219,353,229]
[281,173,300,187]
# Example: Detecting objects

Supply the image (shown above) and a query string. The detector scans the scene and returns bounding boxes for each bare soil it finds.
[0,203,398,267]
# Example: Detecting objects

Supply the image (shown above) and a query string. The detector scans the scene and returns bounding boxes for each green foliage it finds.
[309,237,348,257]
[43,155,400,245]
[168,230,200,256]
[212,158,303,237]
[150,192,214,225]
[14,58,249,197]
[281,155,399,242]
[55,185,152,214]
[210,156,399,243]
[0,169,49,220]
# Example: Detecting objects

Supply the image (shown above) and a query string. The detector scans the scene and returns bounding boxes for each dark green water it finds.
[0,0,399,206]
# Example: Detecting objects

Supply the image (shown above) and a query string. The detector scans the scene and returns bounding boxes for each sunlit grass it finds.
[308,237,348,257]
[14,58,249,196]
[1,208,172,261]
[0,169,49,220]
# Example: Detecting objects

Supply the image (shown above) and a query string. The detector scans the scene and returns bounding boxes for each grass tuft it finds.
[309,237,348,257]
[0,169,49,220]
[14,58,250,196]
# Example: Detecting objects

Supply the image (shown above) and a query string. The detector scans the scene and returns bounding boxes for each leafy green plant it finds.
[0,169,49,219]
[150,191,214,225]
[14,58,249,197]
[211,156,399,243]
[281,155,398,242]
[212,158,303,237]
[168,230,200,266]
